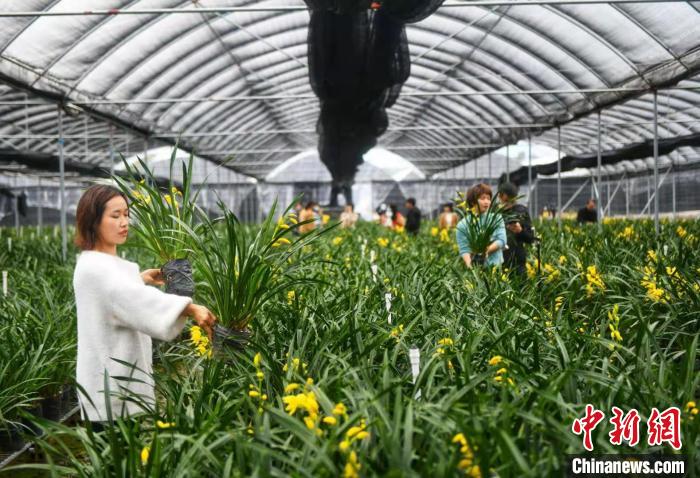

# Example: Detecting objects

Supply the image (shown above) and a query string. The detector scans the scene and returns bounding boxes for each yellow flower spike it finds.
[306,377,314,386]
[452,433,468,446]
[431,227,439,237]
[256,371,264,380]
[156,420,175,429]
[377,237,389,247]
[248,390,260,398]
[287,290,296,305]
[355,431,370,440]
[333,402,347,417]
[346,426,363,439]
[284,383,300,393]
[339,440,351,452]
[253,352,262,367]
[495,367,507,375]
[488,355,503,366]
[438,338,454,346]
[494,375,503,383]
[558,255,567,264]
[140,446,150,466]
[303,416,316,430]
[686,401,697,410]
[322,416,337,426]
[332,236,343,246]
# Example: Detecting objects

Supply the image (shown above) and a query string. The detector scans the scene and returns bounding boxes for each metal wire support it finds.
[557,125,562,229]
[653,90,660,235]
[57,105,67,262]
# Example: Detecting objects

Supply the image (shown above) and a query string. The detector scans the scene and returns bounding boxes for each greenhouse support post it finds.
[488,151,492,181]
[625,176,630,216]
[57,105,67,262]
[109,125,115,177]
[596,111,602,228]
[37,177,43,230]
[527,134,532,217]
[653,90,659,235]
[505,144,510,182]
[672,151,677,218]
[556,126,561,228]
[13,188,19,232]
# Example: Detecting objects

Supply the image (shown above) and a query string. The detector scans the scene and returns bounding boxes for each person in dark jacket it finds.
[577,199,598,223]
[497,182,535,275]
[404,198,421,235]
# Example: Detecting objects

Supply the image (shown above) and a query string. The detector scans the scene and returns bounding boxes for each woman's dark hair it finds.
[304,201,316,209]
[466,183,493,207]
[443,202,453,212]
[389,204,398,215]
[75,184,127,250]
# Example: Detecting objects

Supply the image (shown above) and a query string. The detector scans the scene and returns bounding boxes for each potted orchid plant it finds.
[113,148,202,297]
[453,189,512,266]
[180,196,327,350]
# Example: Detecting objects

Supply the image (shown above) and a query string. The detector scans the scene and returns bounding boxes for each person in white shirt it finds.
[339,203,359,228]
[72,185,216,426]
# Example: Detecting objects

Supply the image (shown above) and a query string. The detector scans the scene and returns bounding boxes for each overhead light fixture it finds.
[62,103,83,117]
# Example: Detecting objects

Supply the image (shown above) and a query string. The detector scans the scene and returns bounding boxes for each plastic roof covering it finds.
[0,1,700,180]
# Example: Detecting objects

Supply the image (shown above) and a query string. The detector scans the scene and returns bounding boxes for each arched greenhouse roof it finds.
[0,0,699,180]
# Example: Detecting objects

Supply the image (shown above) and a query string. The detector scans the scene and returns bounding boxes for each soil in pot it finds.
[161,258,195,297]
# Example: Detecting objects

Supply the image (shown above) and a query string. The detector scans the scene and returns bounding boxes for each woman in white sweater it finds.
[72,185,216,425]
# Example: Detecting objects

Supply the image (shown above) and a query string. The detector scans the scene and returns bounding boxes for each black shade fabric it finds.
[306,0,444,204]
[502,133,700,186]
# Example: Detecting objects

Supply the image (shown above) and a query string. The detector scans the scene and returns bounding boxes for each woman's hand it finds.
[462,253,472,268]
[141,269,165,286]
[184,304,217,341]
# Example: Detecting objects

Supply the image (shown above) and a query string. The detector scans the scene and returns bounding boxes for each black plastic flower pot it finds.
[0,423,25,452]
[213,324,251,351]
[60,384,78,415]
[21,404,43,437]
[161,258,195,297]
[472,253,486,266]
[40,393,62,422]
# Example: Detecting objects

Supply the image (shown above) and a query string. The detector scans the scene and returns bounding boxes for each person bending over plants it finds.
[455,183,507,268]
[72,185,217,427]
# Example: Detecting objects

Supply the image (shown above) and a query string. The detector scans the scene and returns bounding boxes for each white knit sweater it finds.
[73,251,192,422]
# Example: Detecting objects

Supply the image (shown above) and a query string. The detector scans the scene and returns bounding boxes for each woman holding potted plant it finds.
[72,185,217,425]
[455,183,507,268]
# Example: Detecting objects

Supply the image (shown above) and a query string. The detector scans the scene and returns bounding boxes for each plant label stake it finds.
[385,292,392,324]
[370,249,376,264]
[2,271,7,296]
[371,264,378,283]
[7,237,11,253]
[409,347,421,400]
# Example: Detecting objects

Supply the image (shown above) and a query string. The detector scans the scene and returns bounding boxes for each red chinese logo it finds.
[647,407,682,450]
[609,407,640,447]
[572,404,606,451]
[572,406,683,451]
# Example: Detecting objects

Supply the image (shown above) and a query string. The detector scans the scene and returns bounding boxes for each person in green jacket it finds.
[456,183,507,268]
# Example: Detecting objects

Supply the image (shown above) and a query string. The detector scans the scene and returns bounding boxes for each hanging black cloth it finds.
[306,0,445,205]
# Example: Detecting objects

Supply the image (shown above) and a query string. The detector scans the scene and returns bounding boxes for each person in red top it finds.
[389,204,405,229]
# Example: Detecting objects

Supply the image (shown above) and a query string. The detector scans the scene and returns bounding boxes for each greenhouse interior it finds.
[0,1,699,476]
